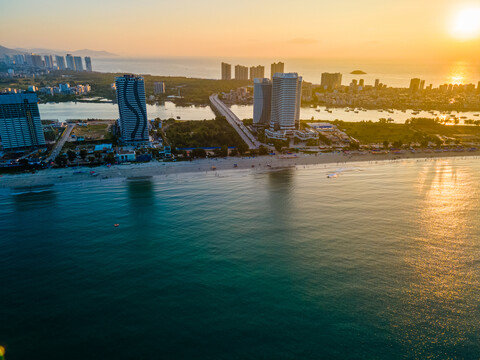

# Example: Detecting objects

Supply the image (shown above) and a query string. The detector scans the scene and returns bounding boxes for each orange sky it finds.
[1,0,480,61]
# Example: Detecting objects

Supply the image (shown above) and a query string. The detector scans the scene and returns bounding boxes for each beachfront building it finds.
[250,65,265,80]
[0,92,46,151]
[115,75,149,143]
[66,54,75,70]
[271,62,284,78]
[253,78,272,127]
[55,55,66,70]
[321,73,342,90]
[235,65,248,80]
[74,56,83,71]
[269,73,302,132]
[221,62,231,80]
[154,82,165,95]
[85,56,92,72]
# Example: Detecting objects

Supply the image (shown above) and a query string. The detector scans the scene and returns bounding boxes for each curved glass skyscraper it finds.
[115,75,149,143]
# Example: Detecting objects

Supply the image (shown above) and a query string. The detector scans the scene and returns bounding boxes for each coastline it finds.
[1,150,479,191]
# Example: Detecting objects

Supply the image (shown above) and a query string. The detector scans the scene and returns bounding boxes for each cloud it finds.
[288,38,319,45]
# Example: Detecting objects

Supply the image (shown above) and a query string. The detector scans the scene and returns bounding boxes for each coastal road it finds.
[209,94,261,149]
[47,123,75,162]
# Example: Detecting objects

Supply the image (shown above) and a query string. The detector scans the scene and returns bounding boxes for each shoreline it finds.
[1,150,479,191]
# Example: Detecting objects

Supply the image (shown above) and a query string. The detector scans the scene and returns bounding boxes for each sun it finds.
[450,6,480,40]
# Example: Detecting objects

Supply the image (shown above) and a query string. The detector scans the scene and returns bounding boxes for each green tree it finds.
[104,153,115,164]
[237,143,248,155]
[383,140,389,149]
[258,145,269,155]
[79,149,88,160]
[392,140,403,148]
[67,150,76,162]
[220,145,228,157]
[55,154,68,167]
[191,148,207,158]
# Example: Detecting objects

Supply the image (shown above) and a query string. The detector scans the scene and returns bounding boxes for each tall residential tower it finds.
[84,56,92,72]
[235,65,248,80]
[221,62,231,80]
[66,54,75,70]
[250,65,265,80]
[0,92,46,151]
[74,56,83,71]
[253,78,272,127]
[270,62,284,78]
[320,73,342,89]
[115,75,149,143]
[55,55,66,70]
[270,73,302,131]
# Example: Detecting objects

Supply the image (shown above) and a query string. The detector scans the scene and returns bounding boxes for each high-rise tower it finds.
[270,73,302,131]
[0,92,46,151]
[253,78,272,127]
[115,75,149,143]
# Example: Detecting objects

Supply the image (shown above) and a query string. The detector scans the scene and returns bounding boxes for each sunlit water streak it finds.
[0,158,479,359]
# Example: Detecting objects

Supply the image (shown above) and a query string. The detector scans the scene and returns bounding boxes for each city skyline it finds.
[1,0,480,61]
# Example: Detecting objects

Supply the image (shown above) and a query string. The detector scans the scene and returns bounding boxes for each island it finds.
[350,70,367,75]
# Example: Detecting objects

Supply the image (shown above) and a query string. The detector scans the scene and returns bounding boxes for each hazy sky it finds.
[1,0,480,60]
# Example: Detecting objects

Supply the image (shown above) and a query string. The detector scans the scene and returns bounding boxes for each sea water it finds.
[1,158,480,359]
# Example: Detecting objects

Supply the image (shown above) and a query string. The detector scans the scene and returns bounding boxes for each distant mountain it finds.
[1,45,117,58]
[14,47,65,55]
[71,49,118,57]
[0,45,25,56]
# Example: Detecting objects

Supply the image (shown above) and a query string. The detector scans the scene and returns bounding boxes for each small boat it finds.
[114,224,119,227]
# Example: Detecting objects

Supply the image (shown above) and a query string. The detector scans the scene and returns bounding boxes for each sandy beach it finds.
[1,150,479,190]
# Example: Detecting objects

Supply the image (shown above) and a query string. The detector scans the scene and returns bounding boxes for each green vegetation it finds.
[329,118,480,145]
[164,116,246,149]
[0,70,252,105]
[71,123,112,141]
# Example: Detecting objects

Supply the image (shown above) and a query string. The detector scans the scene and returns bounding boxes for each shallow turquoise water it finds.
[1,158,480,359]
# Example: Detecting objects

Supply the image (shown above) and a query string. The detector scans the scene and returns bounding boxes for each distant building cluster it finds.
[223,87,249,102]
[315,78,480,110]
[38,83,92,96]
[2,53,93,78]
[221,61,285,80]
[0,91,46,151]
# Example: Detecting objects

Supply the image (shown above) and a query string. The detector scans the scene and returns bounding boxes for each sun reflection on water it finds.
[398,160,479,357]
